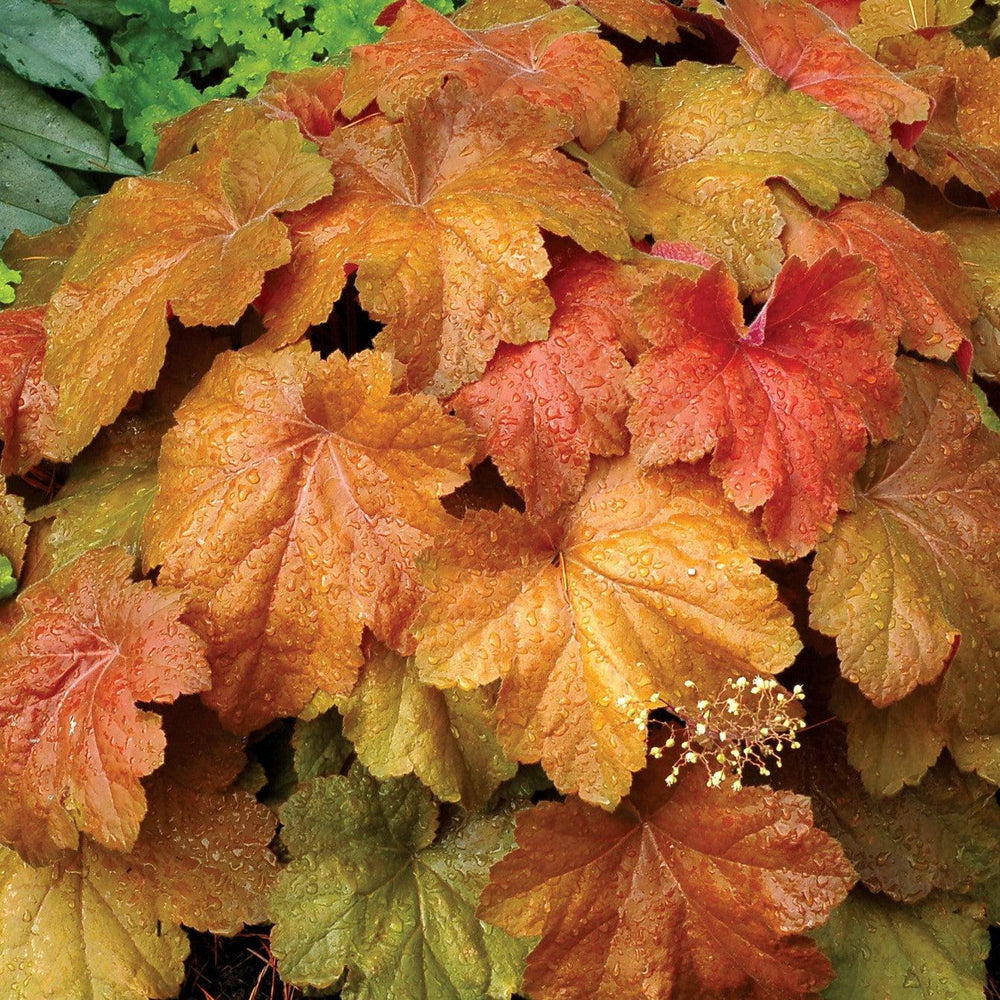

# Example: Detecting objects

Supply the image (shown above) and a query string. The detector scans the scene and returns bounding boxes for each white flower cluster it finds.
[618,675,805,792]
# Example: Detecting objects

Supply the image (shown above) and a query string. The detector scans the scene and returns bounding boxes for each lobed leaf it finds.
[580,62,886,291]
[259,83,629,395]
[479,749,855,1000]
[809,358,1000,709]
[342,1,629,149]
[143,346,474,733]
[270,767,529,998]
[720,0,929,146]
[628,252,901,557]
[0,547,210,863]
[42,115,334,460]
[415,455,801,807]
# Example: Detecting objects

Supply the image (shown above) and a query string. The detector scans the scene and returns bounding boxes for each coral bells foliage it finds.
[5,0,1000,996]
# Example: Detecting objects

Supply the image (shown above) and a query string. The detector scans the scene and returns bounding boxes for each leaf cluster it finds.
[2,0,1000,997]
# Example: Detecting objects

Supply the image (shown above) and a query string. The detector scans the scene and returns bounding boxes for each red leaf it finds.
[450,248,631,517]
[0,547,209,863]
[720,0,929,146]
[479,751,855,1000]
[776,185,976,361]
[0,306,57,475]
[627,252,902,556]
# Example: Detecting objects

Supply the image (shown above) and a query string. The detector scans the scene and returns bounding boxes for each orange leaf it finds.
[720,0,929,146]
[259,84,629,395]
[342,0,629,149]
[0,306,56,475]
[627,252,902,556]
[776,185,975,360]
[882,34,1000,205]
[0,547,209,864]
[479,751,855,1000]
[414,456,801,807]
[41,115,335,461]
[142,346,474,733]
[450,247,631,518]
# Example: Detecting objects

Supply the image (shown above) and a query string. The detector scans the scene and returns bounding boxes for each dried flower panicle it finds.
[618,676,805,792]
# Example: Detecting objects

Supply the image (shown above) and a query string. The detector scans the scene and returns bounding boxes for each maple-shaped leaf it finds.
[814,890,989,1000]
[0,305,57,475]
[720,0,929,147]
[0,547,209,864]
[270,767,529,998]
[479,750,855,1000]
[628,252,901,557]
[340,642,516,811]
[40,115,334,461]
[776,185,975,361]
[414,456,801,808]
[454,0,680,42]
[142,346,474,733]
[831,676,946,796]
[881,34,1000,205]
[450,247,631,518]
[809,357,1000,709]
[776,723,1000,913]
[849,0,973,54]
[0,701,277,1000]
[259,84,629,395]
[579,62,885,291]
[342,1,629,150]
[25,413,161,582]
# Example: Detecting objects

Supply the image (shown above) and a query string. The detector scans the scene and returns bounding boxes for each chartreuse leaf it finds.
[479,750,855,1000]
[342,1,629,149]
[414,456,801,808]
[0,0,109,94]
[810,359,1000,728]
[0,473,27,581]
[814,891,989,1000]
[340,643,516,811]
[258,84,629,396]
[0,547,209,864]
[720,0,929,146]
[0,260,19,304]
[850,0,973,53]
[579,62,885,291]
[627,252,901,557]
[270,766,529,998]
[0,701,277,1000]
[142,347,474,733]
[972,383,1000,434]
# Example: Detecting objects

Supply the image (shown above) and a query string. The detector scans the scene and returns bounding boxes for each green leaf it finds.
[0,135,79,240]
[270,767,529,998]
[814,890,989,1000]
[42,0,126,30]
[0,0,109,94]
[971,382,1000,434]
[0,64,142,174]
[0,259,21,304]
[0,555,15,599]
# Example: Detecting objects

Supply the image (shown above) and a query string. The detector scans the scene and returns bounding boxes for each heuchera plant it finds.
[2,0,1000,997]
